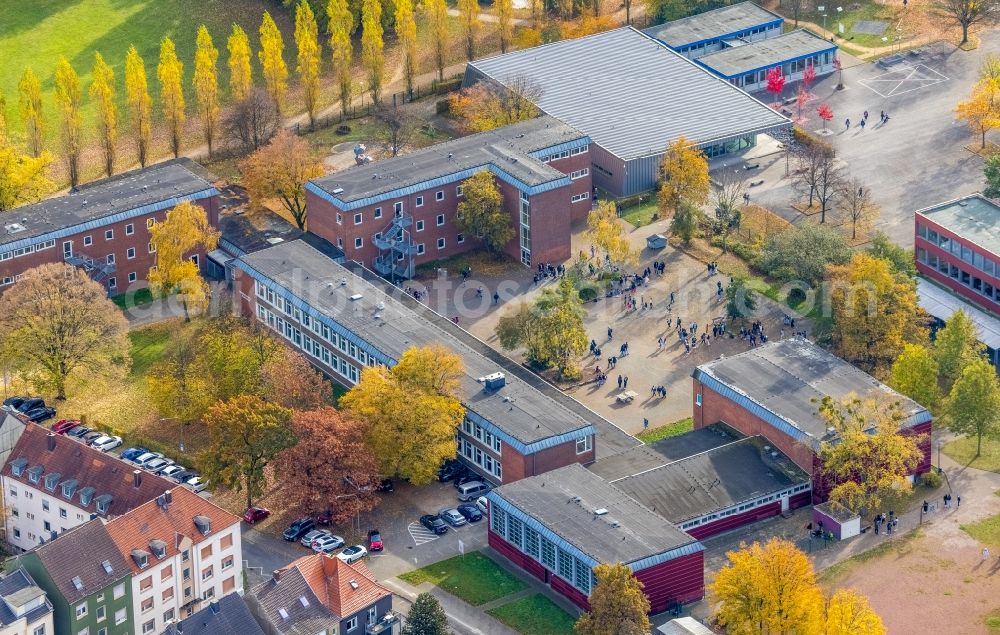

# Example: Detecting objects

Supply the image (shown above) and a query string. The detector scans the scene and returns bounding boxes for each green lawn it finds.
[0,0,294,141]
[128,322,176,377]
[111,287,154,311]
[943,437,1000,474]
[620,198,660,228]
[637,418,693,444]
[961,508,1000,549]
[398,552,527,606]
[487,593,576,635]
[793,0,905,48]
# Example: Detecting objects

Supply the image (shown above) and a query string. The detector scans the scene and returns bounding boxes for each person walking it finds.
[984,547,991,561]
[845,118,851,129]
[617,375,623,389]
[623,376,629,389]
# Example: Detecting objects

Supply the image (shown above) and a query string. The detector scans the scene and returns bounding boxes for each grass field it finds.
[486,593,576,635]
[944,437,1000,473]
[961,502,1000,549]
[637,417,693,444]
[0,0,295,142]
[398,552,527,606]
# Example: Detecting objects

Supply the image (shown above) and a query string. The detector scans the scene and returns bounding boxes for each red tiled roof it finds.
[105,486,239,574]
[3,423,174,519]
[287,553,390,619]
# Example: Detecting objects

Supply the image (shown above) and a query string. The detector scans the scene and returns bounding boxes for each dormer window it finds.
[43,472,60,492]
[10,459,27,477]
[61,479,78,498]
[131,550,150,569]
[193,515,211,536]
[149,540,167,559]
[78,487,95,507]
[26,466,43,484]
[95,494,113,515]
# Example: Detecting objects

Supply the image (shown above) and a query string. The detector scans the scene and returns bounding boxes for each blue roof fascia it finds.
[0,188,219,254]
[691,368,816,447]
[487,492,600,567]
[671,18,784,50]
[218,238,247,258]
[232,259,394,366]
[307,165,569,212]
[527,136,592,160]
[704,45,840,79]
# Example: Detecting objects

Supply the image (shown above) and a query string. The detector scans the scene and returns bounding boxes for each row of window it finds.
[461,420,504,453]
[677,483,810,530]
[256,304,371,384]
[491,506,596,595]
[678,24,778,52]
[918,248,1000,305]
[0,239,56,261]
[570,168,589,180]
[344,233,461,252]
[730,53,833,87]
[538,144,589,163]
[1,218,155,262]
[460,438,503,480]
[918,223,1000,277]
[336,188,466,226]
[571,192,590,204]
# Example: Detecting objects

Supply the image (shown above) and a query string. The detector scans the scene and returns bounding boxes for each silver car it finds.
[300,529,330,548]
[439,508,467,527]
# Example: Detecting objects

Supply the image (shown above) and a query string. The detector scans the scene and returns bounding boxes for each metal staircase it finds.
[372,212,417,280]
[65,253,116,285]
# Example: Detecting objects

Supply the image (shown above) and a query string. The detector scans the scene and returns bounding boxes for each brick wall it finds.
[498,434,594,483]
[632,551,705,613]
[915,214,1000,315]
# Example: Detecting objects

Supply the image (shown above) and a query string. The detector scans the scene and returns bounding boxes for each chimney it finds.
[46,433,56,451]
[164,490,172,506]
[272,569,282,583]
[133,470,142,488]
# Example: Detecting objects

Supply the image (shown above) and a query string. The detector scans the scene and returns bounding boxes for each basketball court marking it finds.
[857,64,949,98]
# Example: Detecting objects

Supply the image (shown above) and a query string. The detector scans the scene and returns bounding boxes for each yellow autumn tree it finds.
[148,200,220,320]
[0,90,7,140]
[157,37,186,158]
[295,0,322,128]
[17,67,44,157]
[193,25,221,157]
[395,0,418,96]
[825,590,886,635]
[0,140,52,211]
[955,78,1000,149]
[125,45,153,167]
[426,0,449,81]
[54,57,83,188]
[659,136,710,215]
[711,538,824,635]
[587,200,638,267]
[240,129,324,230]
[341,345,465,484]
[328,0,354,115]
[828,252,927,376]
[259,11,289,114]
[89,53,118,177]
[227,24,254,101]
[496,0,514,53]
[458,0,481,61]
[361,0,385,104]
[575,563,650,635]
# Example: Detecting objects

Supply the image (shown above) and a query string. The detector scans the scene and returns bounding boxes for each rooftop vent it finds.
[349,293,363,301]
[332,187,345,195]
[3,222,26,234]
[349,580,359,590]
[594,508,608,516]
[611,520,621,528]
[481,372,506,391]
[299,596,310,607]
[278,608,289,621]
[340,278,348,286]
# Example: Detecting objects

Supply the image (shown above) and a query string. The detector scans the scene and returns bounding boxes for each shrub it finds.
[579,287,598,302]
[435,99,451,115]
[921,470,943,488]
[759,224,851,286]
[787,287,807,307]
[432,77,463,95]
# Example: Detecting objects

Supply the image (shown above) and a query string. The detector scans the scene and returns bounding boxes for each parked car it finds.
[476,496,489,515]
[52,419,81,434]
[300,529,330,547]
[91,435,123,452]
[367,529,383,552]
[437,460,465,482]
[158,465,187,480]
[130,451,160,465]
[142,457,174,473]
[120,447,149,461]
[453,472,480,489]
[315,510,334,526]
[185,477,208,493]
[337,545,368,564]
[283,518,316,541]
[14,398,45,413]
[169,469,198,484]
[312,534,346,553]
[24,407,56,423]
[439,508,467,527]
[419,514,449,535]
[80,430,104,444]
[457,503,483,522]
[66,426,91,439]
[457,481,491,502]
[243,506,271,524]
[2,396,27,410]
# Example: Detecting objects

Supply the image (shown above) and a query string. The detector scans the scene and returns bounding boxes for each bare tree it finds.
[783,0,807,27]
[373,106,419,157]
[793,134,844,223]
[934,0,999,45]
[713,169,748,252]
[223,88,280,154]
[837,177,880,240]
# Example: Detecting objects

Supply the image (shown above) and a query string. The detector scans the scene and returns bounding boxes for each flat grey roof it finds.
[310,116,585,203]
[588,424,740,481]
[237,240,639,452]
[917,278,1000,350]
[643,2,783,48]
[1,158,217,248]
[466,27,790,161]
[609,435,810,524]
[698,29,836,77]
[694,337,929,445]
[493,464,698,563]
[917,194,1000,257]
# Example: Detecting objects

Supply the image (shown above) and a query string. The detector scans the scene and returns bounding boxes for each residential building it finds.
[13,518,134,635]
[105,487,242,635]
[464,27,790,196]
[643,2,784,58]
[487,463,705,613]
[306,116,591,272]
[691,337,932,501]
[161,593,264,635]
[695,30,838,92]
[915,194,1000,366]
[248,552,396,635]
[230,239,639,486]
[2,425,175,552]
[0,159,219,295]
[0,567,52,635]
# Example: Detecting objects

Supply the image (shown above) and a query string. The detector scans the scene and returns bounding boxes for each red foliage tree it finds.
[766,67,786,102]
[802,63,817,92]
[262,347,334,410]
[817,103,834,130]
[796,87,809,121]
[275,407,382,524]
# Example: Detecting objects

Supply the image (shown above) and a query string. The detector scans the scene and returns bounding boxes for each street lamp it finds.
[937,440,945,474]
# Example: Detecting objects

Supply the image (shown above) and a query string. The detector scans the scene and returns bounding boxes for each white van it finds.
[457,481,491,502]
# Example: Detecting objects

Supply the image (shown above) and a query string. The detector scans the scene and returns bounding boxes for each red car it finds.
[243,506,271,524]
[367,529,383,552]
[52,419,81,434]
